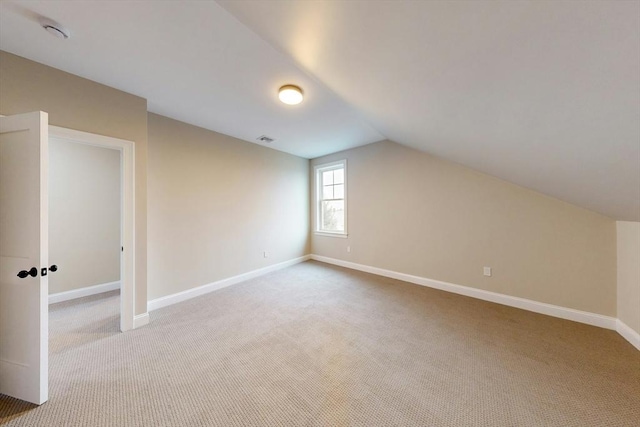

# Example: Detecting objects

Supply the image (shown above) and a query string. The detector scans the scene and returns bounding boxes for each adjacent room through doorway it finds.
[48,137,122,336]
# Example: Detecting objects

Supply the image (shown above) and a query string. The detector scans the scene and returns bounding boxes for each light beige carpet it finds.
[1,260,639,426]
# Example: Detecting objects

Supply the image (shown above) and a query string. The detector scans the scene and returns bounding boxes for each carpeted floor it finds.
[1,260,639,426]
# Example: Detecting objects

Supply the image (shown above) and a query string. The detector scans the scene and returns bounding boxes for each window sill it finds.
[314,231,348,239]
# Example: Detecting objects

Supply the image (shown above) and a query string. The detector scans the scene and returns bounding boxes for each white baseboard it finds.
[310,255,618,331]
[49,281,121,304]
[616,320,640,350]
[147,255,311,312]
[133,313,150,329]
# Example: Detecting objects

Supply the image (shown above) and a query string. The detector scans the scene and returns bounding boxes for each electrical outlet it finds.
[347,246,351,253]
[483,267,492,277]
[263,251,268,258]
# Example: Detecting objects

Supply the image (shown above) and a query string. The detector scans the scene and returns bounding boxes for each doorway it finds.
[0,113,136,406]
[48,136,122,336]
[49,126,135,332]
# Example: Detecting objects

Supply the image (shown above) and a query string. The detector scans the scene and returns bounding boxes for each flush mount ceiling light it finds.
[41,18,70,39]
[278,85,304,105]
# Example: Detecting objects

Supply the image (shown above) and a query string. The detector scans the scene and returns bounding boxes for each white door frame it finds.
[49,126,136,332]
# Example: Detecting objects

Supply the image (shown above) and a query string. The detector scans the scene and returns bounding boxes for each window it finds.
[315,160,347,236]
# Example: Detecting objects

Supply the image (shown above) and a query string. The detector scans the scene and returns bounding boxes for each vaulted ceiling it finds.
[1,1,638,220]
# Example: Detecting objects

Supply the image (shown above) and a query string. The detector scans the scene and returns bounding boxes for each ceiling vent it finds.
[256,135,274,143]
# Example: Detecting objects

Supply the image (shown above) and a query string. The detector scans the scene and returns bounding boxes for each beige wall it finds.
[311,140,617,316]
[0,51,148,315]
[147,113,309,300]
[617,221,640,334]
[49,138,120,294]
[1,49,620,320]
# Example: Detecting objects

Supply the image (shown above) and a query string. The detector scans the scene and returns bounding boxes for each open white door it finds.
[0,111,48,405]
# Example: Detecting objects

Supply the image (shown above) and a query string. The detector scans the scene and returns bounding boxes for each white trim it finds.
[148,255,311,312]
[310,255,618,330]
[314,159,346,171]
[133,313,150,329]
[314,232,349,239]
[314,159,347,236]
[49,281,120,305]
[49,126,136,332]
[616,320,640,350]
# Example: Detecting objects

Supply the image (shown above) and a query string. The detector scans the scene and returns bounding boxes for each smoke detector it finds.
[256,135,275,143]
[41,19,70,39]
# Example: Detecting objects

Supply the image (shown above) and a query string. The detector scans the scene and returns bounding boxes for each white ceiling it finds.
[0,0,383,159]
[1,1,638,220]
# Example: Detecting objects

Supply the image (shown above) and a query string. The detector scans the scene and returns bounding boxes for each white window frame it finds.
[314,159,348,238]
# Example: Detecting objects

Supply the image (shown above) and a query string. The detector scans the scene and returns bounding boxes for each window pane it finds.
[322,185,334,200]
[333,168,344,184]
[321,200,344,232]
[323,170,334,185]
[334,184,344,199]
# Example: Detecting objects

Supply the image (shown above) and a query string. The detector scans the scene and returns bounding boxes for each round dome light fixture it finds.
[278,85,304,105]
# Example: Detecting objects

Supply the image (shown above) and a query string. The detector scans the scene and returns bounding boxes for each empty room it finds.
[0,1,638,426]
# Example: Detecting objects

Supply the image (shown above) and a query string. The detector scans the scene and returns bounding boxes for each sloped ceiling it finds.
[220,0,640,221]
[0,0,383,159]
[0,1,638,220]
